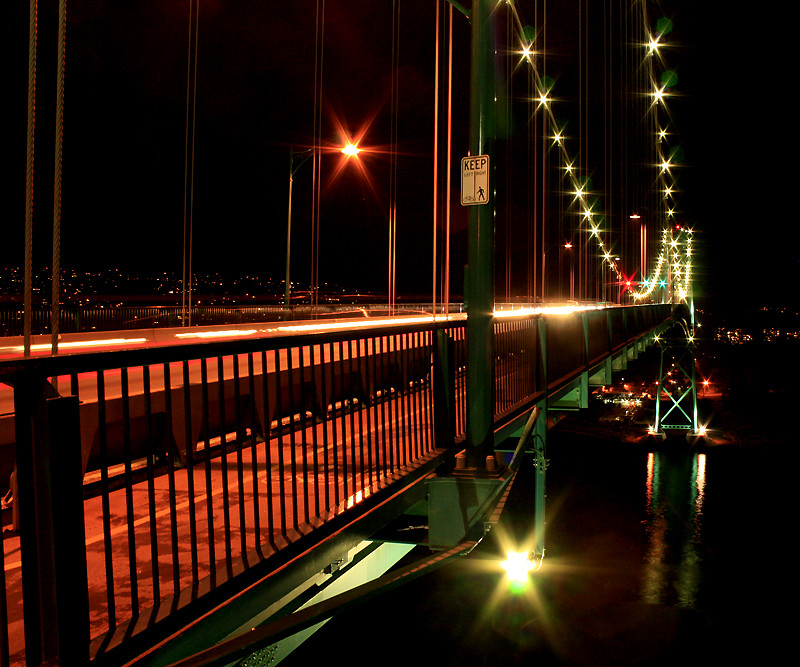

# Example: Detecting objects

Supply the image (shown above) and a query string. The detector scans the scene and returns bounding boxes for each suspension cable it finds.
[388,0,401,314]
[51,0,67,355]
[432,0,440,314]
[182,0,200,327]
[311,0,325,308]
[444,2,453,315]
[23,0,37,357]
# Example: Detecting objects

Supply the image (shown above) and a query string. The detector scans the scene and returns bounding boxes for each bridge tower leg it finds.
[653,334,698,437]
[653,224,699,438]
[652,313,699,437]
[464,0,496,470]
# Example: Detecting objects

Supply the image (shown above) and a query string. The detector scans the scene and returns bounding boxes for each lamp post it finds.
[285,143,362,308]
[630,213,645,285]
[564,242,575,301]
[285,148,313,307]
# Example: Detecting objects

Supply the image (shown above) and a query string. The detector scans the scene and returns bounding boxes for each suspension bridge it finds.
[3,1,699,665]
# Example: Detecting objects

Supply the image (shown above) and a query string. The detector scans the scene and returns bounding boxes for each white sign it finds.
[461,155,490,206]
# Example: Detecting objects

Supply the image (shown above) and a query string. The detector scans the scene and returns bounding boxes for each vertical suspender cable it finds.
[603,0,610,302]
[621,0,629,291]
[585,0,594,302]
[444,3,453,315]
[389,0,401,314]
[188,3,199,327]
[181,0,190,324]
[534,0,541,302]
[504,8,511,304]
[527,4,534,304]
[528,3,536,304]
[51,0,66,355]
[432,0,440,315]
[311,0,325,309]
[541,0,547,302]
[576,0,583,302]
[23,0,37,357]
[182,0,200,327]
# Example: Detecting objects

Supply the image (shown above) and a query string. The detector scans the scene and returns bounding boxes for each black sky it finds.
[4,1,797,307]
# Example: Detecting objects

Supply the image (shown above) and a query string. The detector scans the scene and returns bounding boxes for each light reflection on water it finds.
[641,450,706,609]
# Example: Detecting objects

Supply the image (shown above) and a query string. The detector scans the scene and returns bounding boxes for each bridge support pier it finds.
[652,319,699,437]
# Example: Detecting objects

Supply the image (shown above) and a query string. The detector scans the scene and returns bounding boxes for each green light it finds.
[656,17,673,35]
[508,579,527,595]
[661,70,678,88]
[522,24,537,44]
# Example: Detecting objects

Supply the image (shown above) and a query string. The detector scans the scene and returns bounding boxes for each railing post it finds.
[432,330,455,449]
[534,318,548,560]
[14,375,89,665]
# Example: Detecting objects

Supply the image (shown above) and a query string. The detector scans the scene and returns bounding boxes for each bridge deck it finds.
[0,305,670,666]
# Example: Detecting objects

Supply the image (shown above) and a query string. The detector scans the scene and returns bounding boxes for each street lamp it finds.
[285,148,313,307]
[564,242,575,301]
[541,241,574,302]
[341,143,360,157]
[630,213,645,283]
[285,143,362,307]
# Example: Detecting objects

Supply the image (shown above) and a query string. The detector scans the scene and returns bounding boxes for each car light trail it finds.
[0,337,149,355]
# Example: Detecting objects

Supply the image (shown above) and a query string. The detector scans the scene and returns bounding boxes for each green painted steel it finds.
[653,311,699,435]
[465,0,496,469]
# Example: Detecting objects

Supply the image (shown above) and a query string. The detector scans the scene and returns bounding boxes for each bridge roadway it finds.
[0,304,671,666]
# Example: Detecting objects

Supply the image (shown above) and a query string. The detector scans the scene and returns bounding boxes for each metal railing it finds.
[0,319,467,665]
[0,304,670,666]
[0,303,465,336]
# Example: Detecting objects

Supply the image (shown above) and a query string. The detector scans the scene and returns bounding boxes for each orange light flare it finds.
[340,143,360,157]
[322,105,395,201]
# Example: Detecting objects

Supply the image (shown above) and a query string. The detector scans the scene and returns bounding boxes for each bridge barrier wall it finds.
[0,304,670,665]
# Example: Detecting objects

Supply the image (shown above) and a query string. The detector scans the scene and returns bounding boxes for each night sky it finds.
[3,1,797,308]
